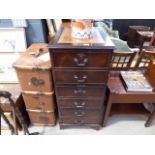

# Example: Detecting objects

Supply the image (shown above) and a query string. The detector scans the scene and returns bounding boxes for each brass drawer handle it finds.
[73,75,87,83]
[31,77,45,86]
[74,111,85,116]
[74,119,85,124]
[39,102,46,106]
[74,101,86,108]
[39,116,49,123]
[74,88,86,94]
[73,53,88,67]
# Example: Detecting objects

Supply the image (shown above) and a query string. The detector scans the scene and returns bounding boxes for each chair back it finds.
[110,51,136,70]
[135,50,155,69]
[148,30,155,49]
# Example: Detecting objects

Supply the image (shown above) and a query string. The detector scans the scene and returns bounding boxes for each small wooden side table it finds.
[103,72,155,126]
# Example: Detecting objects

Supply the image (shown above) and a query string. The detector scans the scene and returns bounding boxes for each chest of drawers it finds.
[49,27,115,129]
[14,44,56,126]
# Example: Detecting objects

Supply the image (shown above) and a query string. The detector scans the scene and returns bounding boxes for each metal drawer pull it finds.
[31,77,45,86]
[73,53,88,67]
[74,102,86,108]
[74,111,85,116]
[74,75,87,83]
[74,88,86,94]
[74,57,88,66]
[74,119,84,124]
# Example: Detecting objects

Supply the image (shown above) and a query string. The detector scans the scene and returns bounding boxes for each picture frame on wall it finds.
[0,28,27,83]
[0,28,27,53]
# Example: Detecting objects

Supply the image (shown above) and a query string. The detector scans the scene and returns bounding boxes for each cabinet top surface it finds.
[49,27,115,50]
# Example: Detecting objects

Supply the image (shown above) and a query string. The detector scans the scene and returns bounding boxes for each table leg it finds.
[103,94,113,127]
[145,110,155,127]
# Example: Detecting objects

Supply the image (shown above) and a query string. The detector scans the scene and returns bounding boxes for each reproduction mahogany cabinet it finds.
[49,27,115,129]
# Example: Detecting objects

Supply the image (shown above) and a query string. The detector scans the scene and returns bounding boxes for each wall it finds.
[0,19,48,47]
[113,19,155,40]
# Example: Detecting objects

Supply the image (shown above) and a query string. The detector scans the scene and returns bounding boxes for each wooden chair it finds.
[135,50,155,69]
[109,51,136,77]
[139,30,155,55]
[148,31,155,49]
[103,51,136,126]
[111,51,136,70]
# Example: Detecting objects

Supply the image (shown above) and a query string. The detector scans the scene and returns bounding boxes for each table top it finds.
[137,31,153,38]
[49,26,115,50]
[108,71,155,95]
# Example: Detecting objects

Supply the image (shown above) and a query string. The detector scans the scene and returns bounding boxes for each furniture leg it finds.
[145,110,155,127]
[103,94,113,126]
[0,106,16,135]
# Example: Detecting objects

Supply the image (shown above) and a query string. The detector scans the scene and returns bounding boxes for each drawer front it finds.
[16,69,53,92]
[27,111,56,125]
[54,70,108,84]
[53,51,112,68]
[59,108,102,117]
[22,92,56,111]
[56,85,106,97]
[59,109,102,124]
[58,98,104,109]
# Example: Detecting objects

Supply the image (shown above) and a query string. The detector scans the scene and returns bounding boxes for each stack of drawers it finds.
[49,27,115,129]
[14,44,56,126]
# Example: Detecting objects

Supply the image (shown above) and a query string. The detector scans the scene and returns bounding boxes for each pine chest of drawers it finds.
[49,27,115,129]
[14,44,56,126]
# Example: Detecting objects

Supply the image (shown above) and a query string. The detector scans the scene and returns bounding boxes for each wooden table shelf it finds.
[110,103,150,116]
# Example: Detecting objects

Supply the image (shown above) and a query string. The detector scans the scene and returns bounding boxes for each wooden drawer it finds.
[16,69,53,92]
[56,85,106,97]
[58,98,104,109]
[53,50,112,68]
[22,91,56,111]
[54,70,108,84]
[59,108,102,117]
[59,109,102,124]
[27,110,56,126]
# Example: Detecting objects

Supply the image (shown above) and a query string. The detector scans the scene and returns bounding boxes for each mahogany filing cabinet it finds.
[49,27,115,129]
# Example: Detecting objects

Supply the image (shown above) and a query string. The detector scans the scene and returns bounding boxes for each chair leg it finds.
[103,94,113,127]
[0,106,17,135]
[145,110,155,127]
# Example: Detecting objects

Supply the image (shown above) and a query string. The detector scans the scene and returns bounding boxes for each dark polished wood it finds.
[54,69,108,84]
[59,109,102,124]
[49,27,115,129]
[145,109,155,127]
[58,98,104,109]
[137,31,154,53]
[103,71,155,126]
[56,85,106,97]
[52,50,112,68]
